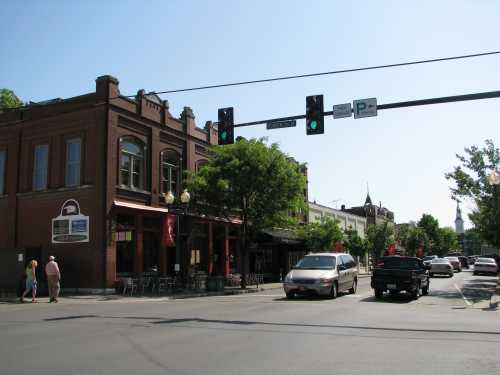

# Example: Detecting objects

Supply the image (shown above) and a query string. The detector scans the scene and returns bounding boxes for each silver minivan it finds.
[283,253,358,299]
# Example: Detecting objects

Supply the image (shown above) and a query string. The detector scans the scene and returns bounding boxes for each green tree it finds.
[0,88,23,110]
[417,214,442,254]
[445,139,500,248]
[343,228,367,259]
[464,228,482,255]
[187,138,307,287]
[299,218,343,252]
[406,227,430,256]
[366,222,394,262]
[439,227,459,255]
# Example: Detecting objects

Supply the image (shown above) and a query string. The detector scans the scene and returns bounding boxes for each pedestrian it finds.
[45,255,61,303]
[20,260,38,303]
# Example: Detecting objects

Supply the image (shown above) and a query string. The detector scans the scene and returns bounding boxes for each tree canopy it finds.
[187,138,307,286]
[366,222,394,261]
[445,139,500,248]
[299,218,343,252]
[0,88,23,110]
[343,228,368,259]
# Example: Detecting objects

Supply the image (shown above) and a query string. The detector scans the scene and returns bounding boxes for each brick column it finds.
[134,214,144,275]
[224,225,230,276]
[208,222,213,275]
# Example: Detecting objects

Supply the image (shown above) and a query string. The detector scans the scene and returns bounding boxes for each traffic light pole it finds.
[231,90,500,128]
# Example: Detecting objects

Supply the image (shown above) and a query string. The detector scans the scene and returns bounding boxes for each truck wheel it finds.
[374,289,383,300]
[329,282,338,299]
[349,279,357,294]
[411,284,420,300]
[422,283,429,296]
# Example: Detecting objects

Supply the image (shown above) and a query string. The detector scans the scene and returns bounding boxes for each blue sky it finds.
[1,0,499,228]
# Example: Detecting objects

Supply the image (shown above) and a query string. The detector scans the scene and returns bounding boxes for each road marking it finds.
[454,284,472,306]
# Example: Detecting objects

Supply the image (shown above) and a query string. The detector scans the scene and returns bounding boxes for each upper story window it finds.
[33,144,49,191]
[120,138,144,189]
[196,160,208,173]
[65,138,81,186]
[161,149,179,195]
[0,150,6,195]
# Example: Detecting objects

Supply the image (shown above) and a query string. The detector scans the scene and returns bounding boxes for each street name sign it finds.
[266,120,297,130]
[332,103,352,119]
[353,98,377,119]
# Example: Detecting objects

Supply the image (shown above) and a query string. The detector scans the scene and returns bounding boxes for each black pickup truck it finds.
[371,256,430,300]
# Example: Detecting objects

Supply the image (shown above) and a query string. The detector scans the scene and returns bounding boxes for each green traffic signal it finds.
[310,120,317,130]
[221,131,227,141]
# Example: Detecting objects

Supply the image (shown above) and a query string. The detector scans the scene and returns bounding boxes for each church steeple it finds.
[455,201,464,234]
[364,193,372,205]
[364,183,372,205]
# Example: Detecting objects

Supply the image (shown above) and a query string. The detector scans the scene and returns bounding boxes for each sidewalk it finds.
[1,272,372,304]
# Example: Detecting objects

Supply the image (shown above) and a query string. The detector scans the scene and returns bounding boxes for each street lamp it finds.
[163,189,191,280]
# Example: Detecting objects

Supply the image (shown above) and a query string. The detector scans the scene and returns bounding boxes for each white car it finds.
[473,258,499,275]
[429,258,453,277]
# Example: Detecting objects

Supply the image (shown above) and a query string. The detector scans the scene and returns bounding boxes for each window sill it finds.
[17,185,94,198]
[116,185,152,196]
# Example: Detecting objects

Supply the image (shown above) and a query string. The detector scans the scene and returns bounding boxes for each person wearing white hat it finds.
[45,256,61,302]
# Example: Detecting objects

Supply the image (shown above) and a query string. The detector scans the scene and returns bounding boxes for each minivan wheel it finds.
[349,279,357,294]
[329,282,338,299]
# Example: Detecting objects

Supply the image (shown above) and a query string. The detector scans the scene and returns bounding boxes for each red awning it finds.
[113,200,169,214]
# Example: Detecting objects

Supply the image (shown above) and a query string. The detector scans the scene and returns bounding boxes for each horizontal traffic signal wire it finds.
[2,50,500,111]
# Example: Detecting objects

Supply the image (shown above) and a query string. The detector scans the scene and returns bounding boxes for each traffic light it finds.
[218,107,234,145]
[306,95,324,135]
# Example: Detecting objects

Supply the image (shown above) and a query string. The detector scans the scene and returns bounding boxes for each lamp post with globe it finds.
[163,189,191,280]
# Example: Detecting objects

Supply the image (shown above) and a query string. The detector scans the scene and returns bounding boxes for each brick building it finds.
[0,75,243,293]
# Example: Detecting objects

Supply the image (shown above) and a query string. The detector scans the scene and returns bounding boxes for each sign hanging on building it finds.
[52,199,90,243]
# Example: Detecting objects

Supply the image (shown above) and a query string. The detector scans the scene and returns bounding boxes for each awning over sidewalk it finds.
[257,228,302,245]
[113,200,169,214]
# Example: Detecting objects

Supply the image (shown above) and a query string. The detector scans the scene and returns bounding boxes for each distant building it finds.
[342,192,395,227]
[308,201,367,239]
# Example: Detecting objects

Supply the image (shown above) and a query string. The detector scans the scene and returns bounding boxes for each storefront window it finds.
[120,138,144,189]
[160,149,179,195]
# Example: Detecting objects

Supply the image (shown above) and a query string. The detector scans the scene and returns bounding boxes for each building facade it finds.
[0,75,243,293]
[342,193,395,227]
[308,201,367,239]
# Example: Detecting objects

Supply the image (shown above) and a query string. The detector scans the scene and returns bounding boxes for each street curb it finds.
[489,277,500,309]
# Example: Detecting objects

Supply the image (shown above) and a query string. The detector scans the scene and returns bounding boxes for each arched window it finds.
[120,137,144,189]
[160,149,180,195]
[196,160,208,173]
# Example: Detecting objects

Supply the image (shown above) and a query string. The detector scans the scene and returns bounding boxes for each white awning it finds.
[113,200,169,213]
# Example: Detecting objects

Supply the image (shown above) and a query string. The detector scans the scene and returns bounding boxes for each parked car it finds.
[423,255,438,267]
[467,256,476,265]
[283,253,358,299]
[473,257,499,275]
[429,258,453,278]
[371,256,429,300]
[445,256,462,272]
[458,256,469,269]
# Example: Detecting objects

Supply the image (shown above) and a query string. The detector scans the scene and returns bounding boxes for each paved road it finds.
[0,269,498,375]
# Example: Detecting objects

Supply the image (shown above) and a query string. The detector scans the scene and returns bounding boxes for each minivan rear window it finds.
[294,256,336,270]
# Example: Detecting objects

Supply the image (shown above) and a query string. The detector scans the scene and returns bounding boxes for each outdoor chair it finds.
[122,277,138,296]
[139,277,153,295]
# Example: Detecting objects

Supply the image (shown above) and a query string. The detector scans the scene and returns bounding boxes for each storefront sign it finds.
[52,199,89,243]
